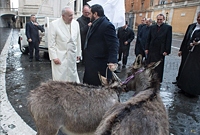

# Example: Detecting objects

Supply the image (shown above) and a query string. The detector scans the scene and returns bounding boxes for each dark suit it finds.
[25,21,44,60]
[135,24,146,56]
[117,26,134,65]
[138,25,151,58]
[83,16,119,86]
[176,23,196,81]
[145,23,172,82]
[77,15,90,62]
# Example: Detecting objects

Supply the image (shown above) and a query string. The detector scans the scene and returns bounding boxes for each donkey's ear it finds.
[151,60,162,69]
[147,60,162,69]
[98,72,108,86]
[133,54,143,69]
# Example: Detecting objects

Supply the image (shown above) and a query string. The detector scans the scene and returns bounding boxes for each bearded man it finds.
[83,4,119,86]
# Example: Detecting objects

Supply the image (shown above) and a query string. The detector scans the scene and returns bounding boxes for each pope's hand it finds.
[53,58,61,65]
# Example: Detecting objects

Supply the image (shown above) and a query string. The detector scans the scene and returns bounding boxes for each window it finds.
[131,3,133,10]
[150,0,153,6]
[141,2,143,11]
[159,1,168,5]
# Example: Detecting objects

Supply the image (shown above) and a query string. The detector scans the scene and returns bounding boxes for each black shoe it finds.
[29,59,33,62]
[172,81,177,84]
[36,59,42,62]
[178,89,185,94]
[122,65,126,68]
[114,70,121,73]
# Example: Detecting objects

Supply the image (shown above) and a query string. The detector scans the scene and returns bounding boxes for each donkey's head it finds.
[98,72,126,94]
[125,54,144,91]
[130,60,162,94]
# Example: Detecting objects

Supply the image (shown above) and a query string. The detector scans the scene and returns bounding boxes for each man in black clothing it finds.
[25,14,44,62]
[172,15,199,84]
[117,21,134,68]
[145,13,172,82]
[135,17,146,56]
[138,18,152,59]
[83,4,119,86]
[77,5,91,63]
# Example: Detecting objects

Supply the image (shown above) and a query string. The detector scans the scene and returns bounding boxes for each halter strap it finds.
[122,69,144,85]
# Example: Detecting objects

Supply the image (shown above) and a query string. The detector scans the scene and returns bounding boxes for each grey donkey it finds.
[95,59,169,135]
[27,65,138,135]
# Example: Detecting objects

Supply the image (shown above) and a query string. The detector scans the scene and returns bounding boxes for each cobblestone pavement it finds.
[1,28,200,135]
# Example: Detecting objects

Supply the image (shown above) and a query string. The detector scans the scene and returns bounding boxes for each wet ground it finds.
[2,28,200,135]
[0,28,11,54]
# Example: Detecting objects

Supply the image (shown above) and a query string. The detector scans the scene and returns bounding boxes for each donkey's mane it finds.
[99,66,161,134]
[36,81,117,95]
[100,86,158,135]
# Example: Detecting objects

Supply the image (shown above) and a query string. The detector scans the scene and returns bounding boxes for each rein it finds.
[121,69,144,85]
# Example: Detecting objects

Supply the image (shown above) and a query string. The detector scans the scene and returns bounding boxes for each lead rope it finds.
[121,69,144,85]
[106,66,109,79]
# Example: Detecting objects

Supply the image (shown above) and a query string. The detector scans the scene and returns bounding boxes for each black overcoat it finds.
[83,16,119,86]
[178,29,200,95]
[25,21,44,43]
[135,24,146,56]
[176,23,196,80]
[145,23,172,82]
[77,15,90,50]
[138,25,151,58]
[25,21,44,60]
[117,26,134,56]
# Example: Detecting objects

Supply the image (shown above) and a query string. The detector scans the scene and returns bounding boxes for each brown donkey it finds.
[27,71,128,135]
[95,60,169,135]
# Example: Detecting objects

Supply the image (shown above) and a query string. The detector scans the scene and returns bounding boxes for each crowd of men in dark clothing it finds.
[76,5,200,96]
[77,4,172,83]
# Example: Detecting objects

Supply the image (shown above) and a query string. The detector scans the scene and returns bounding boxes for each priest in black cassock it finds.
[173,12,200,84]
[177,11,200,96]
[145,13,172,82]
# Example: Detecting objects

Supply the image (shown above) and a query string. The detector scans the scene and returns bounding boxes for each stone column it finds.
[76,0,81,17]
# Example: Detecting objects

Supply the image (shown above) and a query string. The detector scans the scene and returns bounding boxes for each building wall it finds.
[147,11,152,18]
[134,12,146,29]
[125,0,133,12]
[133,0,141,11]
[18,0,82,18]
[171,7,197,33]
[143,0,151,10]
[125,0,200,34]
[0,0,10,8]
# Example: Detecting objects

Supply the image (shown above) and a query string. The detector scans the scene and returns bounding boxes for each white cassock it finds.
[48,18,81,82]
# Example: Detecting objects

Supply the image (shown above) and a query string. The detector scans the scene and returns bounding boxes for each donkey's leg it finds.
[36,125,58,135]
[35,120,59,135]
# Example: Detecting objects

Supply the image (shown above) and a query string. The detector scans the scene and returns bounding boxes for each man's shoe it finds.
[172,81,177,84]
[36,59,42,62]
[122,65,126,68]
[178,89,185,94]
[114,70,121,73]
[29,59,33,62]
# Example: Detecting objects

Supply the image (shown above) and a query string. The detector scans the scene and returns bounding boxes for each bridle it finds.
[121,69,144,85]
